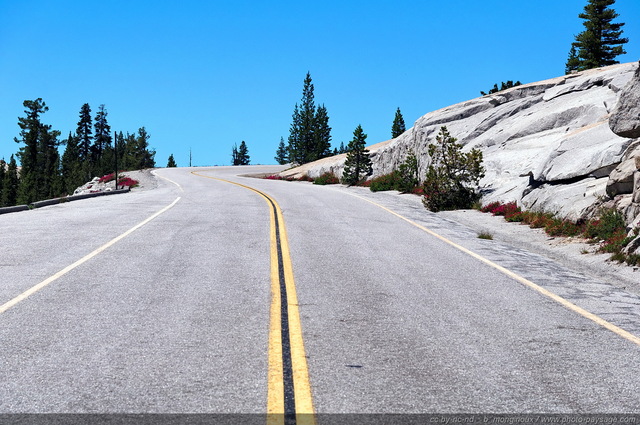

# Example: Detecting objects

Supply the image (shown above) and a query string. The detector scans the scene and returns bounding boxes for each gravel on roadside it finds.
[438,209,640,295]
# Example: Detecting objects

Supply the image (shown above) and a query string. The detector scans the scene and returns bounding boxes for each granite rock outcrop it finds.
[282,62,640,224]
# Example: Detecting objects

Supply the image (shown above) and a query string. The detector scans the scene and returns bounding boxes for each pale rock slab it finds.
[282,62,639,222]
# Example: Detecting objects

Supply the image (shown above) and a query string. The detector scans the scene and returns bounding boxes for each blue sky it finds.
[1,0,638,168]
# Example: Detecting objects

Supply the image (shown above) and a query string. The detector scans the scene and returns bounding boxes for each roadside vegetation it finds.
[98,172,140,188]
[0,99,155,208]
[477,231,494,240]
[480,201,640,266]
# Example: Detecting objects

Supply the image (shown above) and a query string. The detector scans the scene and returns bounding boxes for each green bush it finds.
[369,171,403,192]
[422,127,484,212]
[584,208,626,241]
[313,172,340,185]
[396,151,419,193]
[369,152,420,193]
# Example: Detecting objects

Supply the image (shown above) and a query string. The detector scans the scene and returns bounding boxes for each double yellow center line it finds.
[191,172,315,425]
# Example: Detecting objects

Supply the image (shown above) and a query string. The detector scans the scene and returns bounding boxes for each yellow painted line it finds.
[267,201,285,420]
[0,197,182,314]
[348,192,640,348]
[191,171,315,423]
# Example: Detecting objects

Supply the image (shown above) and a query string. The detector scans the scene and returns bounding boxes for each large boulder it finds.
[609,61,640,138]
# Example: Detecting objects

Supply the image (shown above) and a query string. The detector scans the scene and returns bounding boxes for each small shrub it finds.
[117,177,139,187]
[477,231,493,240]
[610,252,627,263]
[411,186,425,196]
[478,202,638,266]
[545,218,583,237]
[527,213,555,229]
[313,172,339,185]
[396,151,420,193]
[99,173,115,183]
[422,126,484,212]
[493,202,521,218]
[264,174,285,180]
[584,208,626,241]
[626,254,640,266]
[480,202,502,213]
[505,212,525,222]
[369,171,403,192]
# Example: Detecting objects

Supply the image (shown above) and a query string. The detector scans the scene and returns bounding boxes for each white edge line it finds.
[346,191,640,348]
[152,170,184,192]
[0,196,182,314]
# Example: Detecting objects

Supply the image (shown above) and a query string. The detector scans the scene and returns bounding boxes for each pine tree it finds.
[565,45,581,74]
[231,144,239,165]
[136,127,155,169]
[14,99,45,204]
[422,126,485,212]
[77,103,93,162]
[0,159,5,206]
[37,122,62,199]
[167,154,177,167]
[114,131,126,169]
[480,81,522,96]
[391,107,406,139]
[2,155,19,206]
[237,141,250,165]
[313,104,332,160]
[298,72,316,164]
[61,132,84,194]
[287,104,302,164]
[15,99,60,204]
[121,128,155,170]
[342,125,372,185]
[287,73,332,164]
[123,132,138,170]
[568,0,628,72]
[93,104,112,175]
[275,137,288,165]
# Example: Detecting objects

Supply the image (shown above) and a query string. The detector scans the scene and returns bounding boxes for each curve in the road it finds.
[190,171,315,425]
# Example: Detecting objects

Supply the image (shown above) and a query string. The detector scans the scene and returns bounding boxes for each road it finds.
[1,165,640,420]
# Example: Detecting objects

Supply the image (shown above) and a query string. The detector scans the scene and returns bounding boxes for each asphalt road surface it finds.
[2,166,640,419]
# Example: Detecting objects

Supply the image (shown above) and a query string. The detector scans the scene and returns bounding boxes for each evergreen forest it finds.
[0,99,156,207]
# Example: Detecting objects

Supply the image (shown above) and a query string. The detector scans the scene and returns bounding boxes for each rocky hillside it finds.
[282,62,640,224]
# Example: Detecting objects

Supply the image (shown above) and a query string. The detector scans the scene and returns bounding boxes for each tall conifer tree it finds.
[567,0,628,72]
[0,159,5,205]
[391,108,406,139]
[62,132,84,194]
[288,104,302,164]
[93,104,112,175]
[287,73,332,164]
[2,155,19,207]
[275,137,288,165]
[15,99,60,204]
[237,141,250,165]
[314,104,332,160]
[299,72,316,164]
[342,125,372,186]
[37,123,62,199]
[77,103,93,161]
